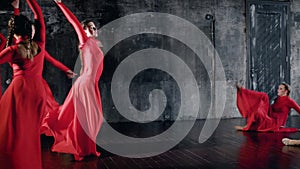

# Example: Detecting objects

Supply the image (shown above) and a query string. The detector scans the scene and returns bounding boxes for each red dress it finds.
[1,31,70,137]
[40,51,70,135]
[0,33,6,51]
[0,0,46,168]
[48,1,104,161]
[0,33,6,97]
[0,7,70,125]
[237,87,300,132]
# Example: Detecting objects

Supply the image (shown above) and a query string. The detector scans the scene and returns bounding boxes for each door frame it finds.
[246,0,291,94]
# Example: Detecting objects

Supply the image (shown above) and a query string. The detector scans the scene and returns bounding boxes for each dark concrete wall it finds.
[0,0,299,122]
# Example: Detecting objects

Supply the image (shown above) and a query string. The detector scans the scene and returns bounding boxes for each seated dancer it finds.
[46,0,104,161]
[235,82,300,132]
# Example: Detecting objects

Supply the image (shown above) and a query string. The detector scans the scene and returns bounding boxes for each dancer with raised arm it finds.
[0,0,47,168]
[236,82,300,132]
[48,0,104,161]
[5,0,76,135]
[9,0,75,80]
[9,0,75,79]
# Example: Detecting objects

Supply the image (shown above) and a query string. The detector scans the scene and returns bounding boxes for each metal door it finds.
[246,0,290,100]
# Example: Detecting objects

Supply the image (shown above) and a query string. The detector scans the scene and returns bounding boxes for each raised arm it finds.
[54,0,88,46]
[0,33,6,51]
[26,0,45,44]
[11,0,20,15]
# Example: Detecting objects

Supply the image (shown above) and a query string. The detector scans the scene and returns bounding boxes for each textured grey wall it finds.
[290,0,300,115]
[0,0,299,122]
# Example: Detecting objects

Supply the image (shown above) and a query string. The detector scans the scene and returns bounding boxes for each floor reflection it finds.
[237,132,294,169]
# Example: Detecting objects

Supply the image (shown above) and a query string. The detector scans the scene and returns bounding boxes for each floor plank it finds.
[41,116,300,169]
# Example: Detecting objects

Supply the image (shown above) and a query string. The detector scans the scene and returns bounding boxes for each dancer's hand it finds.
[54,0,62,3]
[234,125,244,131]
[66,70,77,79]
[11,0,19,9]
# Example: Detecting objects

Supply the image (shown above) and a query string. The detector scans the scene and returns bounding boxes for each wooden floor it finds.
[41,116,300,169]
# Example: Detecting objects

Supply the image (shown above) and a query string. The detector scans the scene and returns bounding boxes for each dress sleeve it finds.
[0,33,6,51]
[55,1,88,46]
[288,98,300,114]
[14,8,20,16]
[26,0,45,45]
[0,47,14,64]
[44,51,70,72]
[236,87,270,118]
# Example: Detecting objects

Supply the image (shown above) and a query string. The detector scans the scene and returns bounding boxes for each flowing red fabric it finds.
[0,33,6,98]
[47,2,104,161]
[40,51,70,135]
[0,0,46,168]
[237,87,300,132]
[0,26,69,137]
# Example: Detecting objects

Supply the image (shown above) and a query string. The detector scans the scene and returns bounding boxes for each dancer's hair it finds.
[6,15,38,60]
[281,82,291,96]
[81,19,95,30]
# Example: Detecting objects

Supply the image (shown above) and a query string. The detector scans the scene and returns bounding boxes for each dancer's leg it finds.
[282,138,300,146]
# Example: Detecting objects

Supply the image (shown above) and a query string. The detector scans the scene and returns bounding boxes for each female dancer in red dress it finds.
[236,82,300,132]
[2,0,76,135]
[48,0,104,161]
[0,0,46,168]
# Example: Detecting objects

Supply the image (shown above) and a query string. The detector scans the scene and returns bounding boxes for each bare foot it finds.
[235,125,244,131]
[282,138,300,146]
[282,138,290,145]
